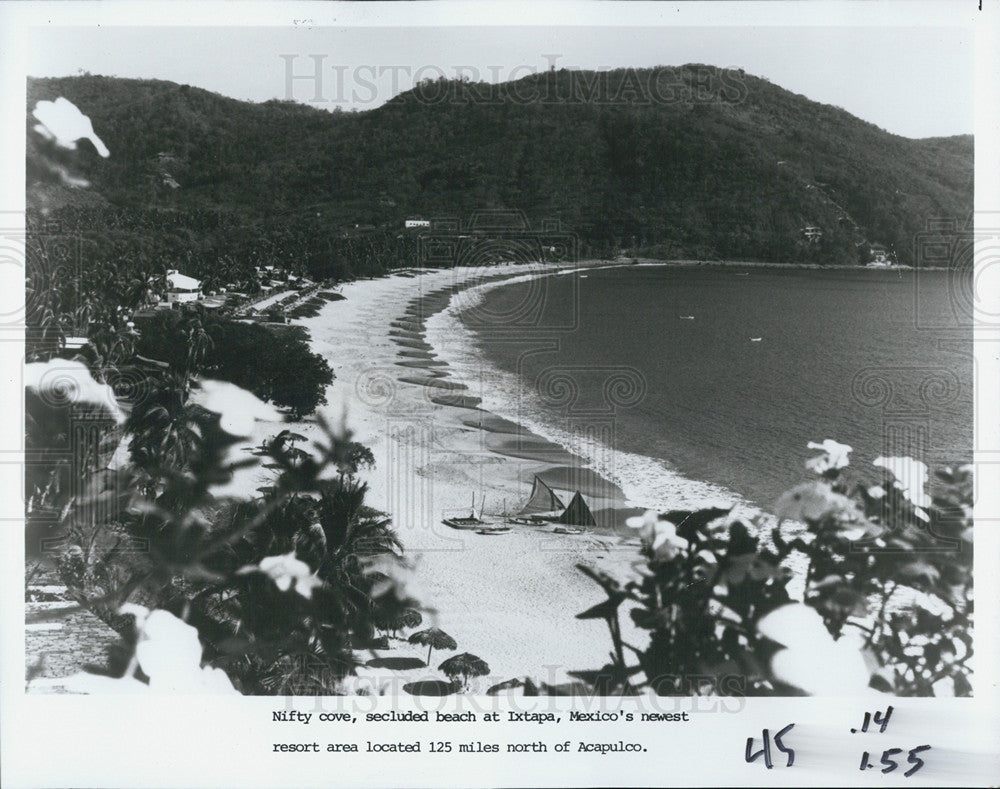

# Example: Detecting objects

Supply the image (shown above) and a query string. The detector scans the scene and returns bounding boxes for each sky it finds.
[24,23,975,139]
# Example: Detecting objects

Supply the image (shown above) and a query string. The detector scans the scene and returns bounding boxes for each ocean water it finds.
[443,265,973,510]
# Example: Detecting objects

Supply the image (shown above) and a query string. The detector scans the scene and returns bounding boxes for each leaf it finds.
[576,597,624,621]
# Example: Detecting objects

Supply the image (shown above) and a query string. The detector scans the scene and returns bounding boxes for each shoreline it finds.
[291,264,658,687]
[286,262,760,689]
[29,259,930,692]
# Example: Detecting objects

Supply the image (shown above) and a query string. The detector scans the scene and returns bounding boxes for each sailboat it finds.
[508,476,565,525]
[554,491,597,529]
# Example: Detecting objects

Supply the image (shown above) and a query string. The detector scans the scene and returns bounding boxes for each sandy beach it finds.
[245,263,741,692]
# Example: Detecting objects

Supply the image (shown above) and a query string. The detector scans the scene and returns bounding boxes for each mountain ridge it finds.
[27,67,973,270]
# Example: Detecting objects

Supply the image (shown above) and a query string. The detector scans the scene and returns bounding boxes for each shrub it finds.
[136,308,333,418]
[576,440,973,697]
[35,376,416,695]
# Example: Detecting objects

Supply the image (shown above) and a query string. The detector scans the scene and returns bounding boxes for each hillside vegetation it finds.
[27,66,972,282]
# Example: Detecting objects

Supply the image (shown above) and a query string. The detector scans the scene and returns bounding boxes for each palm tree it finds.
[181,312,214,379]
[316,476,403,584]
[126,371,201,479]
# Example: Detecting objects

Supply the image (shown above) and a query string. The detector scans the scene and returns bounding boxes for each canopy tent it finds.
[555,491,597,528]
[517,475,565,516]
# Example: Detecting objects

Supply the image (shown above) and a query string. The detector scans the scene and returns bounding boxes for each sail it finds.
[517,476,565,516]
[555,491,597,528]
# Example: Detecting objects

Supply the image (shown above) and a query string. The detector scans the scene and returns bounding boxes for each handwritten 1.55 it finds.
[853,706,931,777]
[858,746,931,776]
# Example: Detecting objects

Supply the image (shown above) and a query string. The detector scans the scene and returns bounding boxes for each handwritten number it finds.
[904,745,931,777]
[880,747,902,773]
[873,706,894,733]
[859,751,871,771]
[773,723,795,767]
[745,731,772,769]
[854,706,893,734]
[746,723,795,769]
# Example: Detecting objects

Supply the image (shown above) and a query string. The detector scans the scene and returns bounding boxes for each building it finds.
[405,218,431,229]
[166,269,202,304]
[867,244,894,267]
[802,226,823,242]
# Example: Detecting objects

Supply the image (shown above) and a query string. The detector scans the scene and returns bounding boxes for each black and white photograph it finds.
[2,1,998,786]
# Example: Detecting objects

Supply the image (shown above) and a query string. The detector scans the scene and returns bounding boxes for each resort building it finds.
[165,269,202,304]
[867,244,894,267]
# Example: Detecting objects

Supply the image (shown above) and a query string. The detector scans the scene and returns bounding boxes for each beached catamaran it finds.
[505,475,598,532]
[442,492,488,530]
[445,476,597,533]
[506,475,564,525]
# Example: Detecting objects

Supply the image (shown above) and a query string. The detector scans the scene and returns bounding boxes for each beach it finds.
[25,263,736,693]
[28,260,953,693]
[280,263,740,691]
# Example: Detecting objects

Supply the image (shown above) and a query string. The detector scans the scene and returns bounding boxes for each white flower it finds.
[116,605,239,694]
[25,358,125,424]
[133,609,204,685]
[874,456,931,508]
[626,510,688,560]
[774,481,861,523]
[239,551,322,599]
[805,439,852,473]
[32,97,110,157]
[757,603,878,696]
[625,510,659,545]
[189,379,282,437]
[650,521,689,561]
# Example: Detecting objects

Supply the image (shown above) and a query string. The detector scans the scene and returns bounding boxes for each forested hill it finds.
[27,68,972,268]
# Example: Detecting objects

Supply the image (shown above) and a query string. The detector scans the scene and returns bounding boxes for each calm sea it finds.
[458,265,973,509]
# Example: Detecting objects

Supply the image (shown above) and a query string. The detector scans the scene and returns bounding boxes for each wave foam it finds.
[424,270,751,514]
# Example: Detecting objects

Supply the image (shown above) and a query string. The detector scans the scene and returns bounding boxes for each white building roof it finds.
[167,271,201,291]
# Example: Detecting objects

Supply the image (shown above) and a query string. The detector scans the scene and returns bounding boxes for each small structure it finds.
[166,269,202,304]
[868,244,894,267]
[405,218,431,229]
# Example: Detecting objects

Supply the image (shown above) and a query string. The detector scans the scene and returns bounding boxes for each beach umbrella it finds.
[376,607,423,638]
[408,627,457,666]
[438,653,490,691]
